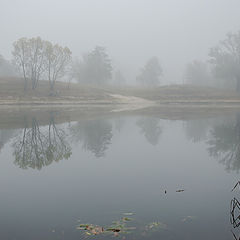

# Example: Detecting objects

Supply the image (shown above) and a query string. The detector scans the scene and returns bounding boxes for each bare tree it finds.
[28,37,46,89]
[44,41,72,91]
[12,38,29,90]
[12,37,72,92]
[209,31,240,91]
[12,37,46,90]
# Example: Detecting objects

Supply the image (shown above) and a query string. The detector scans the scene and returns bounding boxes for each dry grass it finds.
[0,77,240,105]
[0,77,114,102]
[112,84,240,101]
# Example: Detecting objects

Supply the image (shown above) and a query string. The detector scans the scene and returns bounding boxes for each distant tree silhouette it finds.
[136,57,162,86]
[73,46,112,85]
[209,31,240,91]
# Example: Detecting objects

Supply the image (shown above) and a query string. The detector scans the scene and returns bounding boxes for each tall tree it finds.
[12,37,46,90]
[136,57,162,86]
[73,46,112,85]
[209,31,240,91]
[12,37,72,91]
[12,38,29,90]
[44,41,72,91]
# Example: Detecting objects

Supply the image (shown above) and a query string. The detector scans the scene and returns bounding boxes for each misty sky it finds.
[1,0,240,84]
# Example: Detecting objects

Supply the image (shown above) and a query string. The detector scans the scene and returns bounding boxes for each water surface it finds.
[0,110,240,240]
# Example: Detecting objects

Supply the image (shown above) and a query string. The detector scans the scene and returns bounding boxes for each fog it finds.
[1,0,240,84]
[2,2,240,239]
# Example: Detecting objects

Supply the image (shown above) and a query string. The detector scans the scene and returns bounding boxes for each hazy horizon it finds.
[1,0,240,84]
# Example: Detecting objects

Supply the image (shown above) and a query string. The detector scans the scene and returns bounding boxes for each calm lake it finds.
[0,109,240,240]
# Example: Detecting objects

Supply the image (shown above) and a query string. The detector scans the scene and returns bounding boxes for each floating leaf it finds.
[79,224,89,228]
[122,217,132,221]
[176,189,185,192]
[106,228,121,232]
[78,216,135,237]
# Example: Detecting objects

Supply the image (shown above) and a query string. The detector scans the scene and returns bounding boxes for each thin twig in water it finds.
[232,181,240,192]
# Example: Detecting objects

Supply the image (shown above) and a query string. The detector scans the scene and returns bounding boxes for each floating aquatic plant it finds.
[78,214,135,237]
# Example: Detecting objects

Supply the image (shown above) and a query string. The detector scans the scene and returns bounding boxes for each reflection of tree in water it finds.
[12,115,72,170]
[207,114,240,173]
[70,119,113,158]
[137,117,162,146]
[184,119,210,143]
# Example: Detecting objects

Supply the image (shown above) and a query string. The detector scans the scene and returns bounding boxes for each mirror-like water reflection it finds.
[12,114,72,170]
[70,119,113,158]
[0,110,240,239]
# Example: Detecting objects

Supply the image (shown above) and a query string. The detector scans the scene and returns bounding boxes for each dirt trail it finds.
[109,94,155,112]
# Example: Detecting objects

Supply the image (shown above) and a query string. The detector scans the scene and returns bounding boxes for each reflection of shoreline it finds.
[0,105,239,130]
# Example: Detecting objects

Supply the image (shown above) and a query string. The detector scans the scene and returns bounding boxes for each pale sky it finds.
[1,0,240,84]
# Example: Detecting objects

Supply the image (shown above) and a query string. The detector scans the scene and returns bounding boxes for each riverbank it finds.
[1,77,240,111]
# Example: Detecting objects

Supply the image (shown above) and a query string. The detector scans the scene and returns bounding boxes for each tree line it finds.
[12,37,71,91]
[185,31,240,91]
[1,30,240,91]
[0,36,163,92]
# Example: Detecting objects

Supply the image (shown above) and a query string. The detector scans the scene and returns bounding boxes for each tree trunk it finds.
[22,64,27,91]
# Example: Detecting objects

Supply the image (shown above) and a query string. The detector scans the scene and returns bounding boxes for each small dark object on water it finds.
[176,189,185,192]
[164,190,167,194]
[107,228,121,232]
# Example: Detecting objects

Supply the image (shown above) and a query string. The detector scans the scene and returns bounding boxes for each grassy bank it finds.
[1,77,240,107]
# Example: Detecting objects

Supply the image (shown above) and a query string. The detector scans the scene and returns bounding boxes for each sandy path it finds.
[109,94,155,112]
